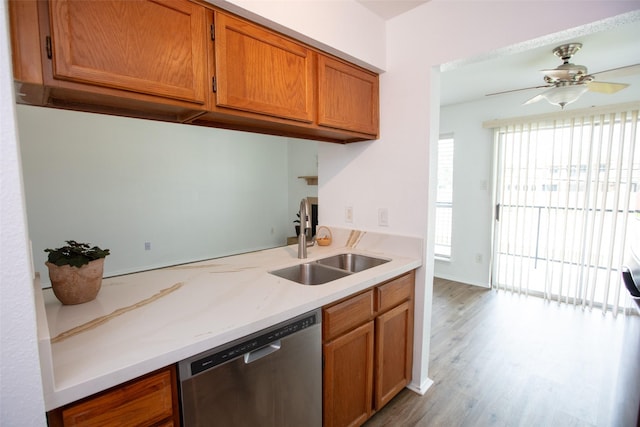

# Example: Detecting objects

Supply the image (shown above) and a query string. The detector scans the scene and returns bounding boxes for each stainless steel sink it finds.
[270,263,351,286]
[315,253,390,273]
[270,253,390,286]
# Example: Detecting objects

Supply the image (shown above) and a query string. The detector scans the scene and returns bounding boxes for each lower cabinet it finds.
[375,300,413,409]
[46,365,180,427]
[324,320,375,427]
[322,271,415,427]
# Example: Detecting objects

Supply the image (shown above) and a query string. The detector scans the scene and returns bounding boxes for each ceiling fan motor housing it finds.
[545,43,590,84]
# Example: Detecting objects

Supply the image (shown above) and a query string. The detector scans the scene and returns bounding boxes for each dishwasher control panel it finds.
[188,311,319,376]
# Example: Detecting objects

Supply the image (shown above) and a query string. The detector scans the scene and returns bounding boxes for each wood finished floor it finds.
[364,278,640,427]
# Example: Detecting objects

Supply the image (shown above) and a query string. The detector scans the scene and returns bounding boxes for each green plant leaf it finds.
[45,240,110,267]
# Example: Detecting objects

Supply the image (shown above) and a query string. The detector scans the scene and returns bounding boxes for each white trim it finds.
[435,273,491,289]
[407,377,434,396]
[483,101,640,129]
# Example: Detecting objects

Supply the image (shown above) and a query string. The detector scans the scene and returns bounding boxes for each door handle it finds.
[495,203,501,221]
[244,341,281,364]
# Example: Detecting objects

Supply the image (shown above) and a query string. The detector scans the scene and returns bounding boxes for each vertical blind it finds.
[487,104,640,315]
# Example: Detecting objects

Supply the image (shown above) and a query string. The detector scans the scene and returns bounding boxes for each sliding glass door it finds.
[492,106,639,315]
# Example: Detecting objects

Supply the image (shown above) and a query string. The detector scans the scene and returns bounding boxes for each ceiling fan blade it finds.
[587,81,630,94]
[486,85,550,97]
[590,63,640,79]
[523,93,546,105]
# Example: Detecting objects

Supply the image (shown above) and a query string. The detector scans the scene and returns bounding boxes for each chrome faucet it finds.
[298,198,315,258]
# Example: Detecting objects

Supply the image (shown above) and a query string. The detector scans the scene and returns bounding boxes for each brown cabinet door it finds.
[323,321,374,427]
[317,55,379,136]
[213,11,315,123]
[51,366,179,426]
[374,300,414,409]
[48,0,207,104]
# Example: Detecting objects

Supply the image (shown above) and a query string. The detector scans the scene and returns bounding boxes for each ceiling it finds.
[357,0,429,20]
[357,1,640,109]
[440,18,640,107]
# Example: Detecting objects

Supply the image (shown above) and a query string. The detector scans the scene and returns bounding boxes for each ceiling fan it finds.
[487,43,640,109]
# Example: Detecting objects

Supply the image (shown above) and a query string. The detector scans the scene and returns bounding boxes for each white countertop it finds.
[35,228,423,410]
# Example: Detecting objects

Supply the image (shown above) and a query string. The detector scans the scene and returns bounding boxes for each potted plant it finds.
[45,240,110,305]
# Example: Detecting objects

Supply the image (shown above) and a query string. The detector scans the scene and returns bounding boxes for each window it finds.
[491,108,640,315]
[435,135,454,259]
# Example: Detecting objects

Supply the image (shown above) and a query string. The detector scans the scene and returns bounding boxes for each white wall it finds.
[0,1,47,425]
[17,106,299,285]
[212,0,386,71]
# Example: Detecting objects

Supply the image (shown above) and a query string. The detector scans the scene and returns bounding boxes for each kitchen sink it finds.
[270,262,351,286]
[270,253,390,285]
[315,253,390,273]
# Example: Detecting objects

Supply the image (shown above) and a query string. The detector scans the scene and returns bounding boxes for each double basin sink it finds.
[270,253,390,286]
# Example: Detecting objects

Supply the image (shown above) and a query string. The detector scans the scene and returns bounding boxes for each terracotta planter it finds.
[46,258,105,305]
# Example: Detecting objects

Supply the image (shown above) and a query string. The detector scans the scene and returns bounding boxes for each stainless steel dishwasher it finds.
[178,309,322,427]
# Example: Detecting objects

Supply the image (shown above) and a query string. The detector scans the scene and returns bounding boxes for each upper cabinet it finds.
[48,0,207,105]
[213,11,315,123]
[318,55,379,136]
[9,0,379,143]
[10,0,209,122]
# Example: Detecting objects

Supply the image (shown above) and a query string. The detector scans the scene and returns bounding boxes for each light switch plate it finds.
[378,208,389,226]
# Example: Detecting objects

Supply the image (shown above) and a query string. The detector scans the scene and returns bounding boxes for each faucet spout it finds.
[298,198,314,258]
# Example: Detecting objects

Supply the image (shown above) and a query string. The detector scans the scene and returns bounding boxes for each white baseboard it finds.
[407,377,434,395]
[434,272,490,289]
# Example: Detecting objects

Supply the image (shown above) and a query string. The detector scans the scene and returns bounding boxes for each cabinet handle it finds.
[46,36,52,59]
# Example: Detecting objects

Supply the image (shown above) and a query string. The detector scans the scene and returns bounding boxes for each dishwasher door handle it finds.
[244,341,281,364]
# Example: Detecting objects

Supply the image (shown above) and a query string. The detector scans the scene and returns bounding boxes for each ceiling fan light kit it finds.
[486,42,638,109]
[539,84,589,109]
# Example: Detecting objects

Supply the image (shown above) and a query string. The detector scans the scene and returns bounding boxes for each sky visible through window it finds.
[435,136,454,258]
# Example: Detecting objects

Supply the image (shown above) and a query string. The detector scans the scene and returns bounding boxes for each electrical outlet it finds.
[378,208,389,226]
[145,242,151,251]
[345,206,353,223]
[475,253,483,263]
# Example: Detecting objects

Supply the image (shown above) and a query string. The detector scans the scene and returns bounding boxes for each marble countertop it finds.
[35,228,422,410]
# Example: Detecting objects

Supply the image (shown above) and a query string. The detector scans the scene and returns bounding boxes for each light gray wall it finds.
[17,105,316,285]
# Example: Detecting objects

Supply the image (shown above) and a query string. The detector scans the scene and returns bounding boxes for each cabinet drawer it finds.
[376,271,414,313]
[323,290,373,341]
[58,367,176,426]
